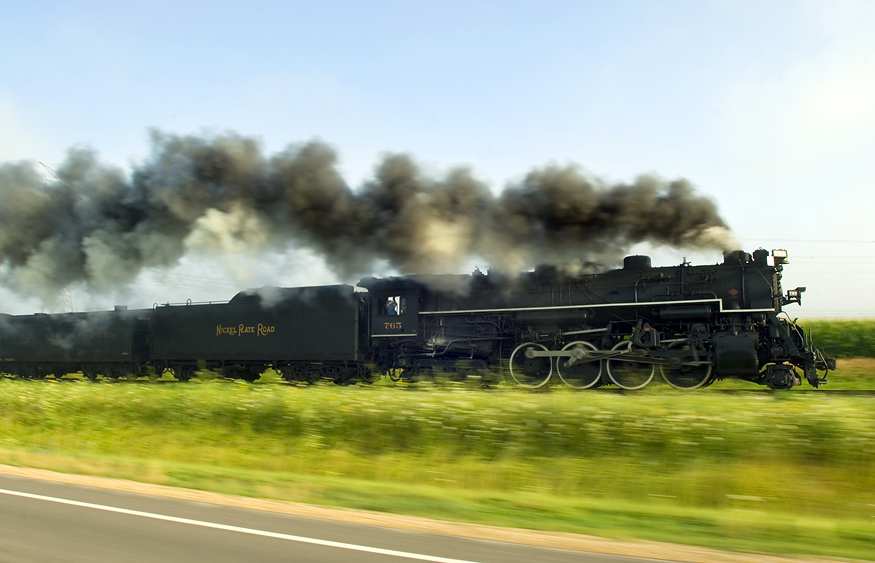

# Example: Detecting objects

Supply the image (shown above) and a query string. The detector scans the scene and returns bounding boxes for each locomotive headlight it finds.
[771,249,789,266]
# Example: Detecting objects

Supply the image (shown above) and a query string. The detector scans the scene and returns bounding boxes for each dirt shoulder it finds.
[0,464,839,563]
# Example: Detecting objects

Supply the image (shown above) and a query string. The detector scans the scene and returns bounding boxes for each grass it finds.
[4,447,874,558]
[802,319,875,358]
[704,355,871,389]
[1,373,875,559]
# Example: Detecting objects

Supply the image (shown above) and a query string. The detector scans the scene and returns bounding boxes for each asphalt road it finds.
[0,474,674,563]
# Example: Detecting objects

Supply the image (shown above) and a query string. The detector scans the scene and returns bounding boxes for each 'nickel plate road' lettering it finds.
[216,324,276,337]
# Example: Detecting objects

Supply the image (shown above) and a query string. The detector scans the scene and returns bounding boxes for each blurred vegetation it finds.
[1,376,875,558]
[801,319,875,358]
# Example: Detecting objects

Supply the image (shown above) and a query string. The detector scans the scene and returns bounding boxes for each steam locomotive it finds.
[0,248,835,389]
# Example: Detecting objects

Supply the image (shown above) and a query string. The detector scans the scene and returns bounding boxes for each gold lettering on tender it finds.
[216,324,237,336]
[257,324,275,336]
[216,323,272,336]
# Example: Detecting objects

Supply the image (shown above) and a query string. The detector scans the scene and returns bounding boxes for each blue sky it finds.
[2,0,874,316]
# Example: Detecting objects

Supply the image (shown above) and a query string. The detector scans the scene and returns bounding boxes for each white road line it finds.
[0,488,481,563]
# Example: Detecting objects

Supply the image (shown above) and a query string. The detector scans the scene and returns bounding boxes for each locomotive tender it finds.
[0,248,835,389]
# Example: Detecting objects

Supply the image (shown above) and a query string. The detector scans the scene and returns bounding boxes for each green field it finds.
[0,319,871,558]
[802,319,875,358]
[1,365,875,560]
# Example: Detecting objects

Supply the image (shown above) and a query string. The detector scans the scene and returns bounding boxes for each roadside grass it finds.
[1,377,875,559]
[2,448,874,560]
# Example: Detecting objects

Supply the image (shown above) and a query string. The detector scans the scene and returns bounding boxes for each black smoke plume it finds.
[0,130,738,298]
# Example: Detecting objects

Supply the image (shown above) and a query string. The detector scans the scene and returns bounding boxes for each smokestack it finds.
[0,130,739,299]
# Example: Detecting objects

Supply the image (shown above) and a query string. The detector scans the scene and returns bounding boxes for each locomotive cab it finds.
[358,277,421,338]
[370,293,418,337]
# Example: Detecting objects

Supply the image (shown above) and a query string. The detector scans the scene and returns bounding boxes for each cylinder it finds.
[714,332,758,376]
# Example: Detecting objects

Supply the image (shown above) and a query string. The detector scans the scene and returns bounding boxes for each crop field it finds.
[1,357,875,560]
[802,319,875,358]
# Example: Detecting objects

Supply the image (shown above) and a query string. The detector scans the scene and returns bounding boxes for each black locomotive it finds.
[0,248,835,389]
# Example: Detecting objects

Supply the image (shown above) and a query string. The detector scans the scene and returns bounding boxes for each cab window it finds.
[379,296,406,316]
